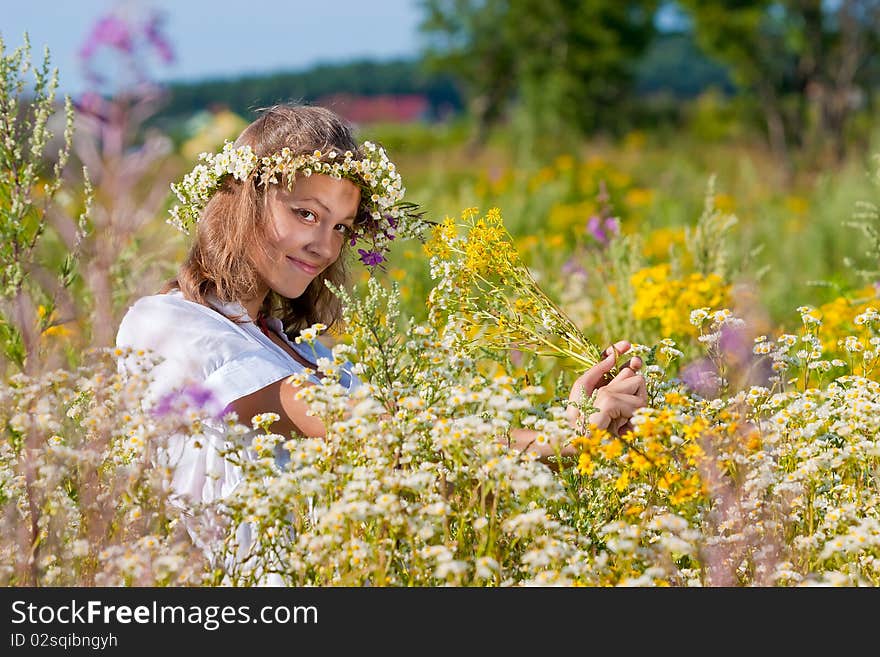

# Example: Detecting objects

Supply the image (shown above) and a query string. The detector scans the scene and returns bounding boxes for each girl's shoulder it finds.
[122,288,242,329]
[116,288,254,355]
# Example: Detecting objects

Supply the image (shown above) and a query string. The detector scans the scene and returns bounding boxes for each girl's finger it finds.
[609,367,638,384]
[571,352,619,403]
[587,410,611,431]
[635,376,648,405]
[606,356,643,384]
[625,356,643,371]
[603,375,645,394]
[615,420,634,436]
[595,391,646,416]
[607,340,631,357]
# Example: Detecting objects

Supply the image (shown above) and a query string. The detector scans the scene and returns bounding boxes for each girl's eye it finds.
[334,223,353,236]
[294,208,316,222]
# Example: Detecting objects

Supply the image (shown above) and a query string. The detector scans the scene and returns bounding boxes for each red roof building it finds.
[315,93,429,124]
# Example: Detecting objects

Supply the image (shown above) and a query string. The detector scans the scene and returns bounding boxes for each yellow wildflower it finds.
[577,452,595,476]
[38,305,73,338]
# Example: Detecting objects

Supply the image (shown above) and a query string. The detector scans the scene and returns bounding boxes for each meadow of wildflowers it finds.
[3,31,880,587]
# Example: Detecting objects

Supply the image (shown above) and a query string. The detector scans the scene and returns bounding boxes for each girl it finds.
[115,103,647,507]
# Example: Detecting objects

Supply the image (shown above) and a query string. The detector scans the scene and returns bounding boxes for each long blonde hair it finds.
[161,104,366,334]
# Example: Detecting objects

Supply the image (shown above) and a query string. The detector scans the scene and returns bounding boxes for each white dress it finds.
[115,288,361,582]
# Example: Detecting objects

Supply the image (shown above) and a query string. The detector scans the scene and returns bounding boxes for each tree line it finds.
[154,30,728,128]
[154,1,880,169]
[155,59,464,123]
[420,0,880,168]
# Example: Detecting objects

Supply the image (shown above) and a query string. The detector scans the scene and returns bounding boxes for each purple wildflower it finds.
[586,215,620,247]
[718,323,751,369]
[153,382,222,420]
[680,358,721,398]
[79,15,133,61]
[78,8,175,93]
[358,249,386,267]
[561,257,587,277]
[144,12,175,64]
[73,91,108,120]
[719,322,773,387]
[185,385,216,409]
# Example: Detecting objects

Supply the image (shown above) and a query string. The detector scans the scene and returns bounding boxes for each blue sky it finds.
[1,0,423,94]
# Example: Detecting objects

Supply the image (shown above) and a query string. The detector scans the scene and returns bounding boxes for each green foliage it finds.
[678,0,880,164]
[684,88,746,143]
[0,34,72,297]
[844,154,880,285]
[685,174,740,279]
[420,0,518,145]
[634,31,733,98]
[420,0,659,150]
[0,34,90,373]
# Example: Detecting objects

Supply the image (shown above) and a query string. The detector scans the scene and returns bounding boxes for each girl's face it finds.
[256,173,361,300]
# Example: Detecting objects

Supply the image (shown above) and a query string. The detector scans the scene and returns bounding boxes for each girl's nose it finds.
[308,224,341,259]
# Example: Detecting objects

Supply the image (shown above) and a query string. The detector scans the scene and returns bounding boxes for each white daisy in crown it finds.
[168,140,427,268]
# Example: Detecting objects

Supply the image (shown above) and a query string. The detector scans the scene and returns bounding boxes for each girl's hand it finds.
[566,340,648,436]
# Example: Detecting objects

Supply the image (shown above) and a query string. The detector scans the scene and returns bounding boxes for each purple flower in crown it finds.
[509,348,524,367]
[358,249,386,267]
[586,215,620,247]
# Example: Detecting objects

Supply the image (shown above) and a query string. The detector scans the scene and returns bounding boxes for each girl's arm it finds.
[229,341,647,457]
[228,378,326,438]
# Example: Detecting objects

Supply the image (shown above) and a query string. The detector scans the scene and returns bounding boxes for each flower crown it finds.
[167,140,426,267]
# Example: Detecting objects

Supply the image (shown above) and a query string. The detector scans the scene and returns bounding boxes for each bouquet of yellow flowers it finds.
[425,207,608,372]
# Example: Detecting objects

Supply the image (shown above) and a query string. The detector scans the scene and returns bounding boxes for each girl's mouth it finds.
[287,256,320,275]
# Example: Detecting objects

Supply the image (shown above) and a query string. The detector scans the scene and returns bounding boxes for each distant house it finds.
[314,93,430,124]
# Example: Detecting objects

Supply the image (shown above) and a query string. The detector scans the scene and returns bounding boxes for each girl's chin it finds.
[277,287,309,300]
[271,278,311,300]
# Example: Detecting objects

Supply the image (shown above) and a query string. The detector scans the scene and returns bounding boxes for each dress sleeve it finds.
[202,346,300,412]
[116,294,306,412]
